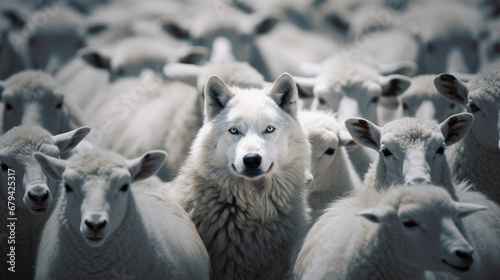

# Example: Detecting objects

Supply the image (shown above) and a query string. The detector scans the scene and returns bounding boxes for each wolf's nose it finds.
[243,153,261,169]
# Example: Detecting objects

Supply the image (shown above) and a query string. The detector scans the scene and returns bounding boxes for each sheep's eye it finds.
[64,184,73,192]
[402,219,419,228]
[437,146,445,154]
[381,147,393,157]
[265,126,275,133]
[467,102,480,112]
[5,103,13,110]
[324,148,335,155]
[318,97,327,105]
[1,163,8,171]
[116,68,125,76]
[449,103,455,109]
[120,184,129,192]
[426,42,436,52]
[402,102,409,110]
[229,127,239,135]
[55,101,63,109]
[370,96,380,103]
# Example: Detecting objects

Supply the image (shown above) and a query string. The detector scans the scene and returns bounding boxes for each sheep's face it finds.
[358,185,486,274]
[62,167,131,248]
[465,88,500,151]
[200,74,309,182]
[1,83,65,134]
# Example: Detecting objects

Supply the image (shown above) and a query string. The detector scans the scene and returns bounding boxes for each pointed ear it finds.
[52,126,91,154]
[293,76,316,99]
[439,113,473,146]
[128,150,167,182]
[79,48,111,71]
[338,129,358,147]
[378,61,418,77]
[204,75,234,119]
[344,118,381,151]
[434,74,469,106]
[456,202,488,218]
[179,46,208,65]
[380,74,411,98]
[356,206,392,224]
[33,152,67,180]
[268,73,299,116]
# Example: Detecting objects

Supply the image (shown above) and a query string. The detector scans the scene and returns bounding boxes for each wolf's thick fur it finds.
[169,73,311,280]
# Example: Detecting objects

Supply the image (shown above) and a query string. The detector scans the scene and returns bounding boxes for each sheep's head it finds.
[34,149,166,247]
[435,71,500,151]
[0,70,67,134]
[357,185,487,274]
[0,125,89,215]
[345,113,473,193]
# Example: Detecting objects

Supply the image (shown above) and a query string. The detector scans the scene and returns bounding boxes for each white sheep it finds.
[167,73,310,279]
[293,184,488,280]
[0,70,85,134]
[297,110,362,217]
[33,149,210,280]
[434,71,500,205]
[85,70,200,181]
[398,74,465,123]
[0,125,90,279]
[344,113,474,198]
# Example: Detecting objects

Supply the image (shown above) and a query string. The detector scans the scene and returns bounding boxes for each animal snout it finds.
[454,249,473,265]
[84,219,108,233]
[405,175,431,186]
[243,153,262,169]
[28,187,50,203]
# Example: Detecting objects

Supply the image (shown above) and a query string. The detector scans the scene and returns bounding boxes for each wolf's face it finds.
[202,73,304,181]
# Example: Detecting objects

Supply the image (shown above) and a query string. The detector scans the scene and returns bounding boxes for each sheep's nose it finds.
[406,176,431,186]
[455,249,473,265]
[243,153,261,169]
[28,187,49,203]
[85,219,107,232]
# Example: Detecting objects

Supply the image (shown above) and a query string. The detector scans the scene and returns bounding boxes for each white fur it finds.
[0,70,85,134]
[294,184,487,280]
[34,149,210,280]
[434,71,500,205]
[168,73,311,279]
[298,110,362,217]
[0,125,89,279]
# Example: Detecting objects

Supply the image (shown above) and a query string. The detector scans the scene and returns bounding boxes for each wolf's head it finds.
[193,73,310,184]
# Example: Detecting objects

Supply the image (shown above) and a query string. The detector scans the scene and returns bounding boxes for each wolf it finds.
[168,73,311,280]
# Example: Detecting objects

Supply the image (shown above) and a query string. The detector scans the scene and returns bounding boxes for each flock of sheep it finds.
[1,0,500,279]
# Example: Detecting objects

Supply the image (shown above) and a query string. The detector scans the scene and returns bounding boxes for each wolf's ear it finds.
[269,73,299,116]
[434,74,469,106]
[204,75,234,119]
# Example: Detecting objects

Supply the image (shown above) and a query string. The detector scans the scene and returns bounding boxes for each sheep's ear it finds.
[4,9,26,28]
[380,74,411,98]
[33,152,66,180]
[455,202,488,218]
[163,63,202,87]
[356,206,392,224]
[79,48,111,71]
[293,76,316,99]
[268,73,299,116]
[204,75,234,119]
[52,126,91,154]
[179,46,208,65]
[378,61,418,77]
[338,129,358,147]
[434,74,468,106]
[439,113,473,146]
[162,22,190,40]
[128,150,167,182]
[345,118,381,151]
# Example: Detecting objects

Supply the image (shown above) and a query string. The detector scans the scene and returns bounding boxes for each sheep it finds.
[0,2,29,79]
[398,75,465,123]
[293,184,488,280]
[0,125,90,279]
[293,53,414,179]
[167,73,311,280]
[344,113,474,198]
[297,110,362,218]
[0,70,85,135]
[85,70,201,181]
[479,18,500,71]
[33,148,210,280]
[434,71,500,205]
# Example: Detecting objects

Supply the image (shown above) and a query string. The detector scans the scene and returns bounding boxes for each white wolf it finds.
[168,73,311,280]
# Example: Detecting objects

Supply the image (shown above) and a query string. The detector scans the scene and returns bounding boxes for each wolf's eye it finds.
[265,126,275,133]
[229,127,239,135]
[1,163,8,171]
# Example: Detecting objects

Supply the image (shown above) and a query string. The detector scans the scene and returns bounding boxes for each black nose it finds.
[28,189,49,203]
[455,250,473,264]
[85,220,107,232]
[243,153,261,169]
